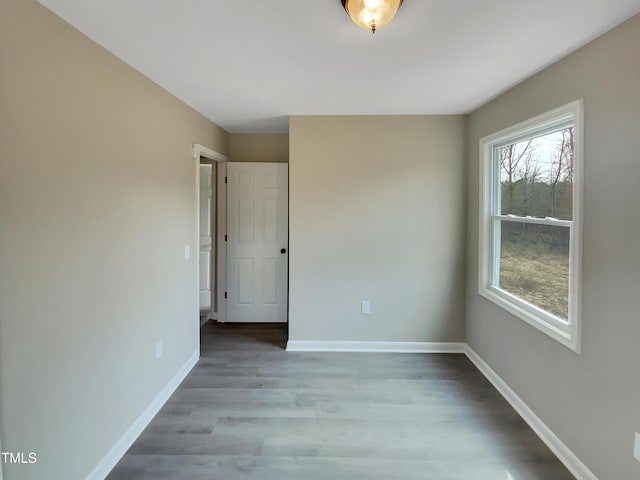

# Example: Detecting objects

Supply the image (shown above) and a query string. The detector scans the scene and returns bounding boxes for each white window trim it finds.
[478,99,584,353]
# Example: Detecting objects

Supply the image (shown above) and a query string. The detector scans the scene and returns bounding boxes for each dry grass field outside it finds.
[499,241,569,319]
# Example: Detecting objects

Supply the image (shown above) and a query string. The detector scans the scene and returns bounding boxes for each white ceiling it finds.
[38,0,640,133]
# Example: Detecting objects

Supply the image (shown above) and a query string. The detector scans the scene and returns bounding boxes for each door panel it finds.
[238,196,254,242]
[236,258,254,304]
[261,258,278,304]
[199,165,212,311]
[227,163,288,323]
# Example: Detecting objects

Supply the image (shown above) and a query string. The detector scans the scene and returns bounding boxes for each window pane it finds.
[499,127,574,220]
[498,221,569,320]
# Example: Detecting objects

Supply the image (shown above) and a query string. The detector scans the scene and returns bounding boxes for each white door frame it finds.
[193,144,229,327]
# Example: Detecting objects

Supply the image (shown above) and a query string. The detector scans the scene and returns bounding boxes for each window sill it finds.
[478,285,581,354]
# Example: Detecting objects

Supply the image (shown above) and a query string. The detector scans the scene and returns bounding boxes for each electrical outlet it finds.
[634,432,640,462]
[184,245,191,260]
[156,340,164,360]
[361,300,371,315]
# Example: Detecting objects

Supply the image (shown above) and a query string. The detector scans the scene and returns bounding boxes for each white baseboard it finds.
[464,345,597,480]
[85,351,199,480]
[286,340,466,353]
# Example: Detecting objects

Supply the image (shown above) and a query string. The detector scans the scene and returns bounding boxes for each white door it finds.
[199,164,213,311]
[227,162,288,323]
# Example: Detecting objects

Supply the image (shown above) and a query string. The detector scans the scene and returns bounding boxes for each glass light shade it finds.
[343,0,403,33]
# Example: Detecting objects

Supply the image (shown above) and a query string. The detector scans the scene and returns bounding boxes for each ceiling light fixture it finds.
[341,0,403,34]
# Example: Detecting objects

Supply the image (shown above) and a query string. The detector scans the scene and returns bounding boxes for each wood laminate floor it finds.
[107,323,574,480]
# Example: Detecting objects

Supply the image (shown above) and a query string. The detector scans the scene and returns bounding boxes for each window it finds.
[478,100,583,352]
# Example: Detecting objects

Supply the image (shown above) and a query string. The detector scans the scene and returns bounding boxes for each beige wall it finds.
[289,116,466,343]
[230,134,289,163]
[465,14,640,479]
[0,1,229,478]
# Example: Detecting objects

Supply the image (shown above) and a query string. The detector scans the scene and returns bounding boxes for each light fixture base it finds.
[341,0,404,34]
[341,0,404,8]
